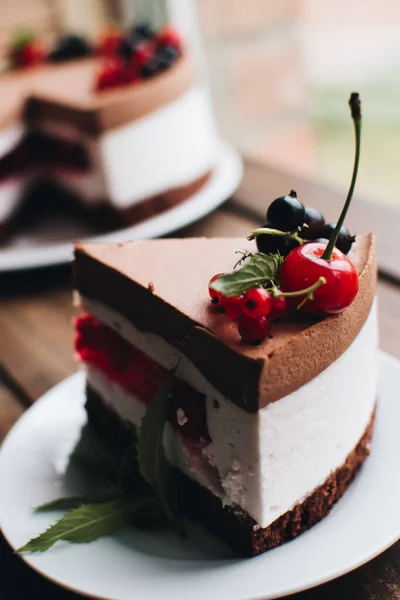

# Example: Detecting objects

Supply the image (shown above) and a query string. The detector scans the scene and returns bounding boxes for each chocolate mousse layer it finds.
[74,235,376,412]
[24,56,195,135]
[85,384,375,557]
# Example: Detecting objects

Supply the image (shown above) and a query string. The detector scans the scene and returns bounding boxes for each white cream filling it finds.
[0,125,24,159]
[0,178,26,223]
[100,84,218,207]
[80,295,378,527]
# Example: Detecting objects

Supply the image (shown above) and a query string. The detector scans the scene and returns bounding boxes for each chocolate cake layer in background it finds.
[75,234,376,412]
[85,385,375,557]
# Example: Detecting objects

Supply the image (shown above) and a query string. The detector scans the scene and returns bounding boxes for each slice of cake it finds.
[0,26,219,241]
[73,230,377,556]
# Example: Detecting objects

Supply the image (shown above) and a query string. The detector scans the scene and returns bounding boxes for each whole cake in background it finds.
[0,25,219,243]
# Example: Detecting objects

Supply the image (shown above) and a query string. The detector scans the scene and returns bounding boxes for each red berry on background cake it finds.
[98,26,123,56]
[157,26,182,51]
[9,31,45,68]
[96,58,125,90]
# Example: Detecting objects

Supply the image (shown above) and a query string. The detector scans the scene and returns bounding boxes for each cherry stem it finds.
[272,276,326,300]
[248,227,304,245]
[322,93,361,260]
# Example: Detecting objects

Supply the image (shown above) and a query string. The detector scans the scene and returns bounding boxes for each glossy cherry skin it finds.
[280,243,359,316]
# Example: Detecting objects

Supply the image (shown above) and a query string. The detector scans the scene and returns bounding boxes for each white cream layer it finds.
[36,85,218,209]
[80,295,378,527]
[0,125,24,159]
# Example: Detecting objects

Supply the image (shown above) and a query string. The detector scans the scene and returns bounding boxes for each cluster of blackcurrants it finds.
[256,190,356,257]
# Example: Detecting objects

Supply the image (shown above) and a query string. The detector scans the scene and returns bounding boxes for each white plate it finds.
[0,141,242,273]
[0,351,399,600]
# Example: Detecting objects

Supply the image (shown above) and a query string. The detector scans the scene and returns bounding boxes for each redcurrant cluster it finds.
[209,275,290,344]
[209,93,363,343]
[96,25,181,90]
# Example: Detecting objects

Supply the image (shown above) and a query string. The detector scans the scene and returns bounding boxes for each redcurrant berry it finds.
[220,295,244,319]
[243,288,272,319]
[208,273,224,305]
[270,296,290,319]
[280,243,359,316]
[238,315,270,345]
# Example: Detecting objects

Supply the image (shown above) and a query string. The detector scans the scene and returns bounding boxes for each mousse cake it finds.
[73,230,377,556]
[0,26,219,242]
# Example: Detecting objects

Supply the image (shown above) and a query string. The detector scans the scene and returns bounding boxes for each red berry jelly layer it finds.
[75,314,210,443]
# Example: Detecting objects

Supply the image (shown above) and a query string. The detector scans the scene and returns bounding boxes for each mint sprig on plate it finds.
[17,368,177,554]
[210,252,284,298]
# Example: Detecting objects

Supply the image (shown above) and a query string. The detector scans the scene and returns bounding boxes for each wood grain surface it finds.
[0,158,399,599]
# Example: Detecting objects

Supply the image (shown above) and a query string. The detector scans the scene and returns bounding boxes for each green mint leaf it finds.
[211,253,284,297]
[17,498,141,553]
[35,490,120,513]
[137,368,177,521]
[10,29,35,51]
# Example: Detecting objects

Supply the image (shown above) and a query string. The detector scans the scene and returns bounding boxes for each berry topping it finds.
[238,315,270,345]
[208,273,224,305]
[48,34,91,63]
[133,23,156,40]
[270,295,289,319]
[280,243,359,315]
[157,26,181,51]
[96,58,125,90]
[243,288,273,319]
[301,206,325,240]
[220,295,244,319]
[321,223,356,255]
[255,226,299,257]
[266,190,305,231]
[98,27,123,56]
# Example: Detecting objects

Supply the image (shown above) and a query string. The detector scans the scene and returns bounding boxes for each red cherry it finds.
[238,315,270,344]
[280,243,359,316]
[96,58,125,90]
[220,295,244,319]
[208,273,224,305]
[270,295,290,319]
[243,288,273,319]
[157,27,181,50]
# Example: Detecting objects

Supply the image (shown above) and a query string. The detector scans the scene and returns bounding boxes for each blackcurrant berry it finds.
[132,23,155,40]
[256,224,299,256]
[321,223,356,255]
[301,206,325,240]
[266,190,305,231]
[48,35,91,62]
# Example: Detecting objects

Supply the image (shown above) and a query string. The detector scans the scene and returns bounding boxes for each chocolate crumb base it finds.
[0,169,212,245]
[85,385,376,557]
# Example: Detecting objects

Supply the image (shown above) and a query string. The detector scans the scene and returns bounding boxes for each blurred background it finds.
[1,0,398,209]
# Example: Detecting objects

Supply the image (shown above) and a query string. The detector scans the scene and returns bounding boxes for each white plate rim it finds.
[0,141,243,273]
[0,350,399,600]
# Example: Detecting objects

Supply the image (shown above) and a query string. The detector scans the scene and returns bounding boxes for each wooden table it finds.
[1,159,399,599]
